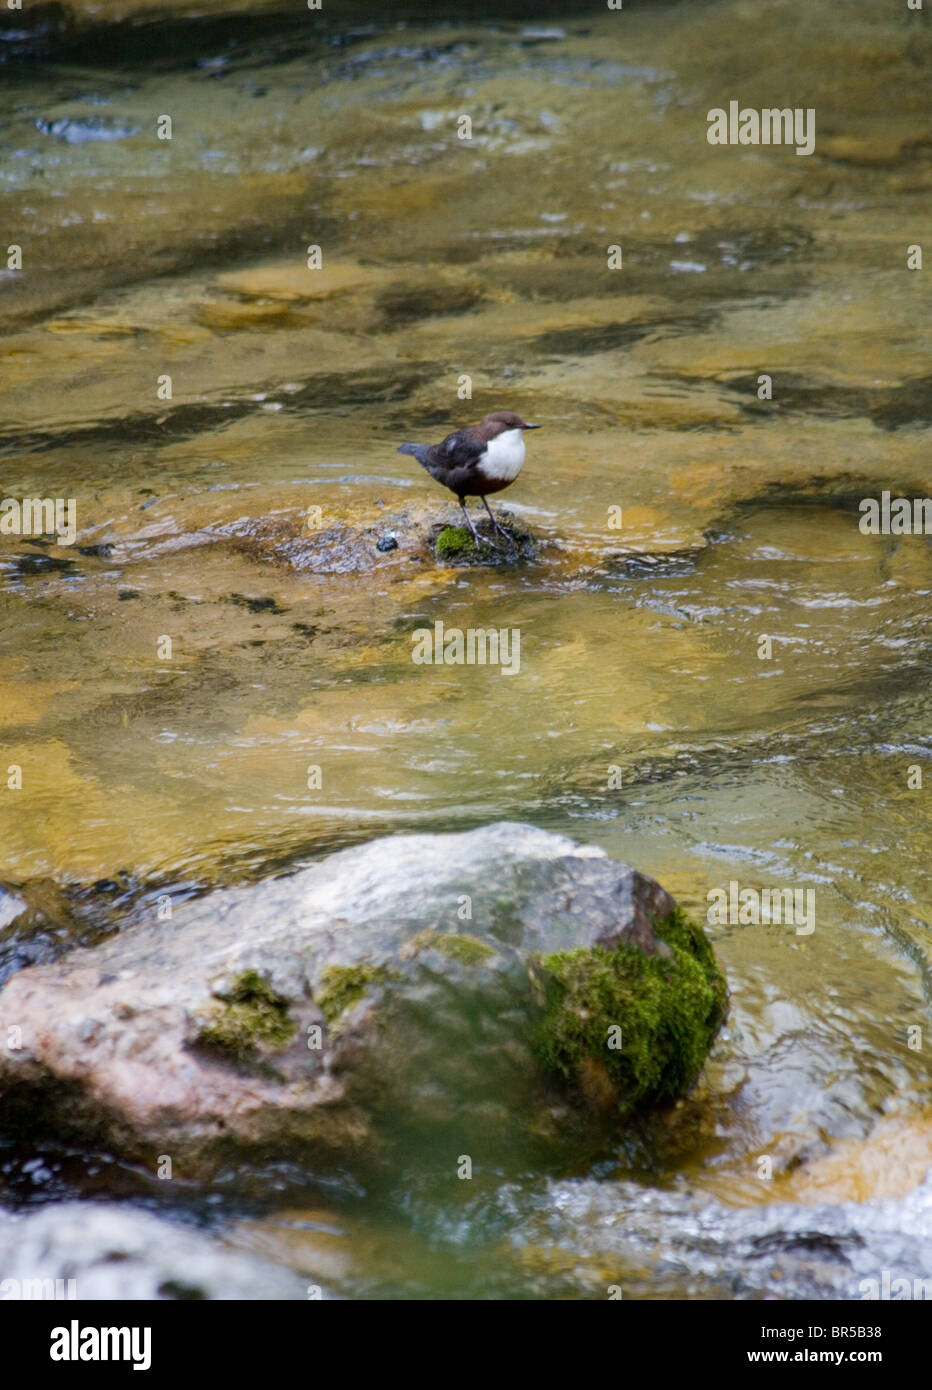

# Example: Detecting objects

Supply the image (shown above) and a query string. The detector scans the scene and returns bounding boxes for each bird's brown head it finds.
[479,410,542,437]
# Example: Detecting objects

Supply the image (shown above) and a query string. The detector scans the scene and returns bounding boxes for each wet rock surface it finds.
[429,511,540,566]
[0,1202,309,1300]
[0,824,722,1179]
[0,887,27,933]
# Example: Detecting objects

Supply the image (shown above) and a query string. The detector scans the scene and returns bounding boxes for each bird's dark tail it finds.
[397,442,430,467]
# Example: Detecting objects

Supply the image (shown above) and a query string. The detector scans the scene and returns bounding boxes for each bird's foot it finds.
[460,507,502,553]
[480,502,517,547]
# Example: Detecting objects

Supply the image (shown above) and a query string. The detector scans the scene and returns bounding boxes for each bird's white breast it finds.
[479,428,525,482]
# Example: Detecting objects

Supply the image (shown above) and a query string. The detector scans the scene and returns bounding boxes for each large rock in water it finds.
[0,824,725,1180]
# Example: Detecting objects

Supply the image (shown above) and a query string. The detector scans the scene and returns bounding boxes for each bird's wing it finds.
[436,427,485,473]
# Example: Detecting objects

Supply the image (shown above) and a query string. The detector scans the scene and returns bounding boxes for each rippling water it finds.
[0,0,930,1296]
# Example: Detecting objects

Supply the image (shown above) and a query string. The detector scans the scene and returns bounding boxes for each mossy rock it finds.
[0,822,726,1178]
[196,970,295,1061]
[535,908,727,1112]
[434,525,478,560]
[315,963,392,1025]
[405,928,496,966]
[430,512,537,566]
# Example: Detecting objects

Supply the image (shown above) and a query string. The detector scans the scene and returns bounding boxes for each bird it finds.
[397,410,541,550]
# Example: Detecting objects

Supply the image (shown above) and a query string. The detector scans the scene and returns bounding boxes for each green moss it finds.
[434,526,477,558]
[197,970,295,1061]
[535,908,727,1112]
[409,929,495,965]
[316,964,389,1024]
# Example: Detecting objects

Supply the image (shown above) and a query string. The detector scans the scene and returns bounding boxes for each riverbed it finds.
[0,0,930,1297]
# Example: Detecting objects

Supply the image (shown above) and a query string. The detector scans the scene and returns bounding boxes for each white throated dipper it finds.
[397,410,541,549]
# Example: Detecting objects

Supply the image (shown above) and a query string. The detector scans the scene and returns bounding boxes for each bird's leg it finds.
[480,495,515,544]
[459,499,500,552]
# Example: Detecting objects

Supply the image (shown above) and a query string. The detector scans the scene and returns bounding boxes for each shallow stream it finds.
[0,0,930,1297]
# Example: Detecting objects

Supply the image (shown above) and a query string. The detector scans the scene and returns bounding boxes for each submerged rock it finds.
[0,824,725,1181]
[0,1203,308,1300]
[0,879,87,988]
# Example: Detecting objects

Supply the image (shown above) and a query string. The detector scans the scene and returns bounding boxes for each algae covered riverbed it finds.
[0,0,930,1299]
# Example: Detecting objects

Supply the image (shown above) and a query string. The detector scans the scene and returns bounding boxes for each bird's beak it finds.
[523,423,542,429]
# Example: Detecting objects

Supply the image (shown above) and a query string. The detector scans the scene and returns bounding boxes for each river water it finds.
[0,0,930,1297]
